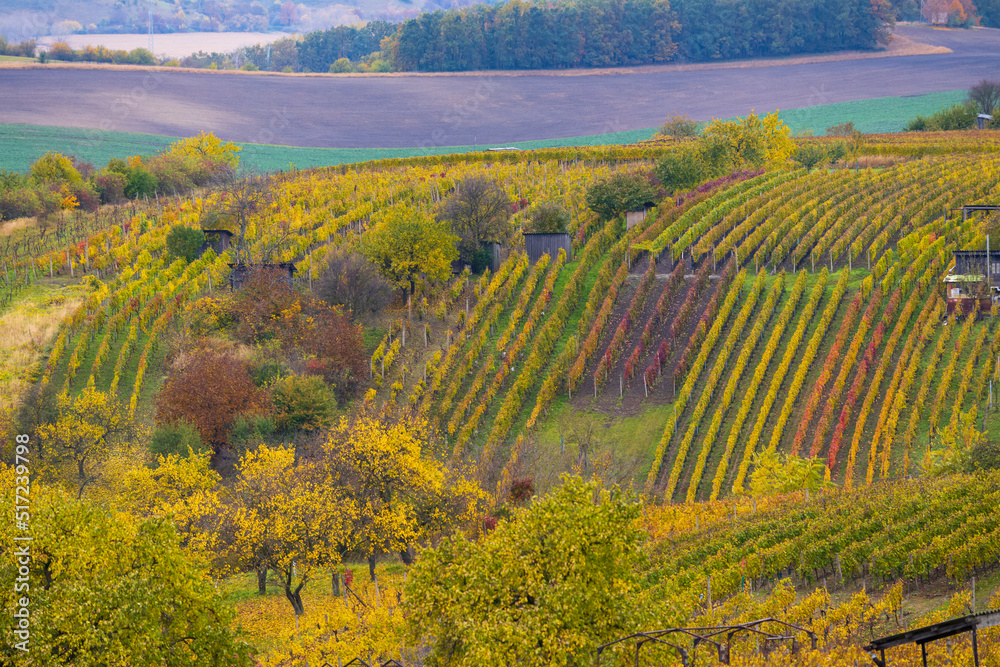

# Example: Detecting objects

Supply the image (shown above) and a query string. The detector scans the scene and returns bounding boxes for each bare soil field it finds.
[1,25,997,149]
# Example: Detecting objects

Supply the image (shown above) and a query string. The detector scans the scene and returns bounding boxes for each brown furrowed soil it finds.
[0,25,995,149]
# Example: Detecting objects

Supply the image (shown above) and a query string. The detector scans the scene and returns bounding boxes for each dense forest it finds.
[25,0,897,73]
[382,0,894,71]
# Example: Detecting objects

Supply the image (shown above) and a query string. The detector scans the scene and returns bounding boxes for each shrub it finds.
[165,224,206,262]
[92,170,127,204]
[524,201,570,234]
[0,187,42,219]
[826,121,857,136]
[229,413,276,453]
[64,180,100,212]
[656,114,700,138]
[905,101,978,131]
[271,374,335,432]
[330,58,353,73]
[150,419,209,460]
[124,163,158,199]
[47,41,75,61]
[30,151,81,183]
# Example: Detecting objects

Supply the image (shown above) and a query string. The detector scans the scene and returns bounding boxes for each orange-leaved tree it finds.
[155,349,271,454]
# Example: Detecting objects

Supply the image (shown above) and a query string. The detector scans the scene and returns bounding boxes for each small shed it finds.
[626,204,655,231]
[865,608,1000,666]
[201,229,233,256]
[523,232,572,265]
[978,114,993,130]
[228,262,296,290]
[952,250,1000,288]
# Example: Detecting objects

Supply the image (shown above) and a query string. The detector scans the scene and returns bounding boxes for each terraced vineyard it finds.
[7,137,1000,504]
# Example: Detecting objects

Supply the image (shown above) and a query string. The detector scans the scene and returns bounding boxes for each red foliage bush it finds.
[155,349,270,451]
[92,171,127,204]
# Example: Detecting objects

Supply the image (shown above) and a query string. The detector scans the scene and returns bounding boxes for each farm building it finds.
[523,232,572,264]
[201,229,233,256]
[945,250,1000,315]
[228,262,296,290]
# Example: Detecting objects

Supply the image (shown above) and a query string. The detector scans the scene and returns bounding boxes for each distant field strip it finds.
[0,90,968,173]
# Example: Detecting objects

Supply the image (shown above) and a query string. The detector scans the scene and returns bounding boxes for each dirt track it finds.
[1,25,998,148]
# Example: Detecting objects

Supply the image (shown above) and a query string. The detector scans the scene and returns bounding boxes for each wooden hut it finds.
[523,232,572,265]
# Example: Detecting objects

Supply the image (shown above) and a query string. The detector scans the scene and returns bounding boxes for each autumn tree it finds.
[405,476,645,667]
[0,469,253,666]
[437,176,512,268]
[321,414,483,578]
[117,449,222,560]
[228,268,366,403]
[791,143,828,172]
[36,386,138,499]
[361,204,458,294]
[29,151,82,184]
[271,374,335,432]
[167,131,241,169]
[155,349,270,453]
[228,266,303,345]
[653,145,705,194]
[923,408,1000,475]
[585,171,658,221]
[213,445,351,612]
[698,110,795,173]
[656,113,701,139]
[315,247,394,320]
[214,170,275,264]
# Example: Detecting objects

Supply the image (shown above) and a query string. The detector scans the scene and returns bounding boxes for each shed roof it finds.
[864,609,1000,666]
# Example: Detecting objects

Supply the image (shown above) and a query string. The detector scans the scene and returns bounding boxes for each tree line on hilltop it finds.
[24,0,901,74]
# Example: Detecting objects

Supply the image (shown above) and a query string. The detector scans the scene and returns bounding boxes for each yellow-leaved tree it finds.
[214,444,352,616]
[0,466,253,665]
[36,386,138,499]
[699,110,795,172]
[360,204,458,294]
[322,413,484,578]
[116,449,223,562]
[405,476,646,667]
[167,131,241,169]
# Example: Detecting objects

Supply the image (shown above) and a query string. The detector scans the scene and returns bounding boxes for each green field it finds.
[0,90,968,173]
